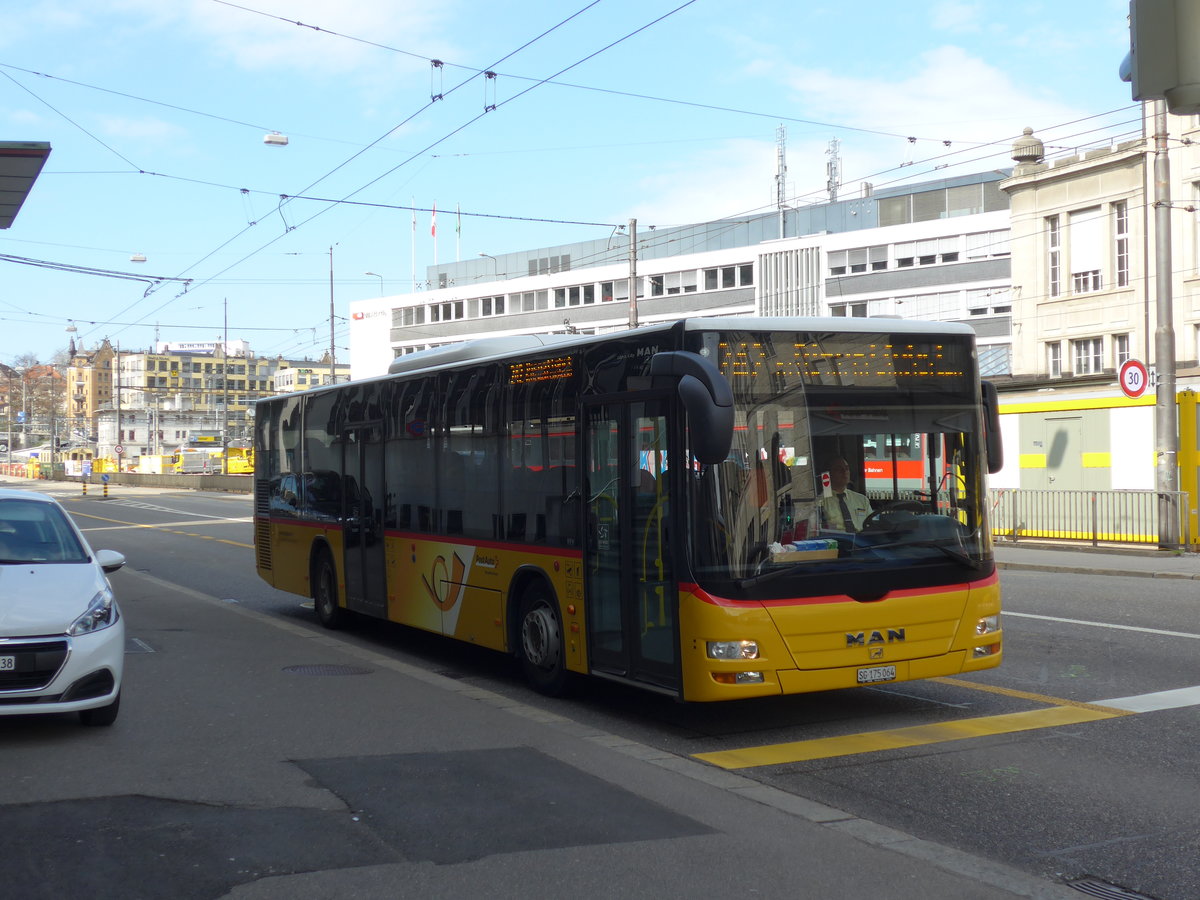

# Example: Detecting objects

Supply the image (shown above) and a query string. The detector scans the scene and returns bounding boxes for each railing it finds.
[989,488,1194,550]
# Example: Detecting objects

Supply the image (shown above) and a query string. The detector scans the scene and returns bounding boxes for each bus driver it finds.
[819,457,872,532]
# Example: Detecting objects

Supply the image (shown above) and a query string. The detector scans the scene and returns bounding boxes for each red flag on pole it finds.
[431,202,437,237]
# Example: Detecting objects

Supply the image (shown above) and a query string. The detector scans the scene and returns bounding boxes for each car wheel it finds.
[518,585,569,696]
[79,692,120,727]
[313,550,346,629]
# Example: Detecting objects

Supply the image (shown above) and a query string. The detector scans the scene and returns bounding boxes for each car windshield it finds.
[0,498,89,564]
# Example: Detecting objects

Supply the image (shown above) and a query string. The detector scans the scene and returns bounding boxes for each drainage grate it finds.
[283,664,373,677]
[1067,877,1160,900]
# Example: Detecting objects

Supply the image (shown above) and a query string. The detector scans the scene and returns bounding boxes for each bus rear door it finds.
[341,423,387,618]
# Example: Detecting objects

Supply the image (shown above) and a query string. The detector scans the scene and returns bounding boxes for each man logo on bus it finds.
[846,628,906,647]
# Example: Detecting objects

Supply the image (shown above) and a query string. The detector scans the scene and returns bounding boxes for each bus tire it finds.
[518,585,569,697]
[312,550,346,629]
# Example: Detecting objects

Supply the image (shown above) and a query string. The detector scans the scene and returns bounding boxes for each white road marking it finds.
[1097,685,1200,713]
[1005,610,1200,640]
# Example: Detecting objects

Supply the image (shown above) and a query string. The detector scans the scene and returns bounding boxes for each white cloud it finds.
[930,2,985,33]
[626,43,1096,225]
[622,139,780,226]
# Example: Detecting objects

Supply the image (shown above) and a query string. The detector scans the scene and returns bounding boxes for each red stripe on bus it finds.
[385,531,583,558]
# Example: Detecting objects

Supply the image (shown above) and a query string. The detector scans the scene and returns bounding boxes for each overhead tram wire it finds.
[210,0,974,150]
[0,70,142,172]
[113,0,697,338]
[103,0,613,339]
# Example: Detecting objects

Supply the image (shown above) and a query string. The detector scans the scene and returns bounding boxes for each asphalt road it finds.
[4,480,1198,900]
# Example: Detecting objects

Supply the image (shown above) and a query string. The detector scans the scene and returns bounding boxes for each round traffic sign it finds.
[1119,359,1149,398]
[114,444,125,456]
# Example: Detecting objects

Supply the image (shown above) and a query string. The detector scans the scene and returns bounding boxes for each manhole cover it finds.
[283,664,373,677]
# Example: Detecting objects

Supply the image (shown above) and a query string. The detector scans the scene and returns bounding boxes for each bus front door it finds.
[584,400,678,692]
[341,424,387,617]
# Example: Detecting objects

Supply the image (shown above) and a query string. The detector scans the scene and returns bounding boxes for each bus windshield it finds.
[686,329,992,599]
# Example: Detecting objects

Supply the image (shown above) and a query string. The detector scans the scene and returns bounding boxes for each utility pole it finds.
[329,245,337,385]
[1152,100,1180,548]
[627,218,638,329]
[115,341,122,470]
[222,299,229,476]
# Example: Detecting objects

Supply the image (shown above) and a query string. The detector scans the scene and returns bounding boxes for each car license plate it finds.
[857,665,896,684]
[0,656,14,672]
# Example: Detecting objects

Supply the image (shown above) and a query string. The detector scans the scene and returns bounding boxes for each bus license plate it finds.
[0,656,14,671]
[857,665,896,684]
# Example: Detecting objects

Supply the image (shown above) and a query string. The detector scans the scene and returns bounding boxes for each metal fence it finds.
[988,488,1194,550]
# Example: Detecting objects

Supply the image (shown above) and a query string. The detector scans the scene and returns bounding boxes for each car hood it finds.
[0,563,110,635]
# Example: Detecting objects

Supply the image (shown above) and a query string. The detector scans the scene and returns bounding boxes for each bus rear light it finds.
[707,640,759,660]
[712,671,765,685]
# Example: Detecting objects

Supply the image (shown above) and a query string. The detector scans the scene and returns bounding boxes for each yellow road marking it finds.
[693,704,1131,769]
[930,676,1129,713]
[68,509,254,549]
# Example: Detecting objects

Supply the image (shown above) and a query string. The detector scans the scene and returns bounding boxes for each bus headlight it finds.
[975,614,1000,636]
[707,640,759,660]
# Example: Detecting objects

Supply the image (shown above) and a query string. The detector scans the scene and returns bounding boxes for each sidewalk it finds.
[1,564,1080,900]
[995,540,1200,580]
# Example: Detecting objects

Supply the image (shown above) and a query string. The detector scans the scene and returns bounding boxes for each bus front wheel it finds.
[313,551,346,629]
[518,587,568,696]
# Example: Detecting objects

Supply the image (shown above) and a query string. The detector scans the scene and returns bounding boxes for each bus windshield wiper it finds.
[871,538,982,568]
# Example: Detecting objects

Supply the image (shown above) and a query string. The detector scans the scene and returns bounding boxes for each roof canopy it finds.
[0,141,51,229]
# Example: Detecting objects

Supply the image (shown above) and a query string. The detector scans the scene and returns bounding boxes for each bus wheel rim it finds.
[521,605,560,669]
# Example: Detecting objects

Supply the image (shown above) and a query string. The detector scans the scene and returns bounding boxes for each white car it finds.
[0,489,126,726]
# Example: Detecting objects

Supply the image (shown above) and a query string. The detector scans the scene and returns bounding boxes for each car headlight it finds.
[706,640,759,660]
[69,587,119,635]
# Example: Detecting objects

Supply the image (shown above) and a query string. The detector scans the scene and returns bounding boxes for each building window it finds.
[894,242,915,267]
[1072,337,1103,375]
[1047,342,1062,378]
[739,264,753,285]
[1047,216,1061,298]
[1113,333,1131,367]
[828,250,847,276]
[1114,200,1130,288]
[1070,207,1103,294]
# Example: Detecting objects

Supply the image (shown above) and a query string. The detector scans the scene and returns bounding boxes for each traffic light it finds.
[1128,0,1200,114]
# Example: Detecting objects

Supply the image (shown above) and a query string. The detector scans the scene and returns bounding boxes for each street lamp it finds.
[478,252,497,275]
[364,271,384,296]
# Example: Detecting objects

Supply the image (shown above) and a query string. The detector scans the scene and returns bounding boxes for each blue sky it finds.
[1,0,1136,365]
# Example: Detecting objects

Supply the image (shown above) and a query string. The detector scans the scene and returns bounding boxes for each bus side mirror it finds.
[649,351,734,465]
[981,381,1003,474]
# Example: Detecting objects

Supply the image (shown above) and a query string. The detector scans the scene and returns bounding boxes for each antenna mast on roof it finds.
[775,125,788,238]
[826,138,841,203]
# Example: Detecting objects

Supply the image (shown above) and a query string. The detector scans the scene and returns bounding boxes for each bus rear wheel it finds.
[518,587,568,696]
[313,551,346,629]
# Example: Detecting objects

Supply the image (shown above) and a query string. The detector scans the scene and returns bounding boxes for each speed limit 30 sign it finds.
[1119,359,1149,398]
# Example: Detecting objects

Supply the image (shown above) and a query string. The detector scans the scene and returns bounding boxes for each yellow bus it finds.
[253,317,1004,701]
